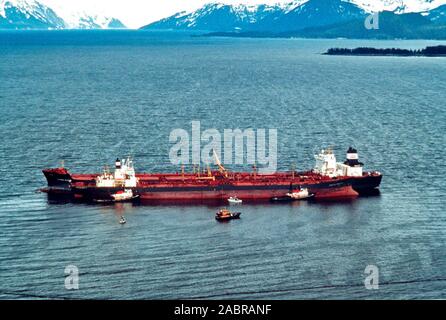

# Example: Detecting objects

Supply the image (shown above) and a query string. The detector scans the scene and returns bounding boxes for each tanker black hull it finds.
[350,175,382,194]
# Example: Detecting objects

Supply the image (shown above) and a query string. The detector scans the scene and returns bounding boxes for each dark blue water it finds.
[0,30,445,299]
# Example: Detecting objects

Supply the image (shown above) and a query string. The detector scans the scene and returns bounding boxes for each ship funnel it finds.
[344,147,362,167]
[115,158,121,169]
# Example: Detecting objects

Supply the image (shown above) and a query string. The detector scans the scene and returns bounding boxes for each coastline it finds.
[323,45,446,57]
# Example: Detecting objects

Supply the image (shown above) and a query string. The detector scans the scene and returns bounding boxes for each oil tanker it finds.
[41,147,382,202]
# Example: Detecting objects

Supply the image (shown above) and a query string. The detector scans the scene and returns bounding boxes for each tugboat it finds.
[215,208,241,222]
[271,187,314,202]
[93,189,139,203]
[286,187,313,200]
[227,196,242,204]
[111,189,139,202]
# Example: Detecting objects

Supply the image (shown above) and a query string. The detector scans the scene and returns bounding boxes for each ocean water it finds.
[0,30,445,299]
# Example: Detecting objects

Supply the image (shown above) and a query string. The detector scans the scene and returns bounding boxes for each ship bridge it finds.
[314,148,363,177]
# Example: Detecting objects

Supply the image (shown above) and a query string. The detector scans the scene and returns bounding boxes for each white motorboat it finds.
[111,189,138,202]
[286,188,314,200]
[227,196,243,204]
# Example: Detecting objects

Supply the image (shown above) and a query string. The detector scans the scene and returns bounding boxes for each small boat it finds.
[215,208,241,221]
[270,188,314,202]
[119,216,126,224]
[111,189,139,202]
[286,188,313,200]
[227,196,242,204]
[286,188,314,200]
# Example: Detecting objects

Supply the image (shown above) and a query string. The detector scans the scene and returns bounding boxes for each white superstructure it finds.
[314,148,364,178]
[95,157,138,188]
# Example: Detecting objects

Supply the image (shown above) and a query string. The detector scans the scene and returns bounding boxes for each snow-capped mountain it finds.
[428,4,446,22]
[0,0,125,29]
[58,12,125,29]
[141,0,366,31]
[46,3,126,29]
[348,0,446,13]
[141,0,446,31]
[144,2,283,31]
[260,0,367,31]
[0,0,65,29]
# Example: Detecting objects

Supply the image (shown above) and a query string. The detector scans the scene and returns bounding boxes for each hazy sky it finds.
[41,0,288,29]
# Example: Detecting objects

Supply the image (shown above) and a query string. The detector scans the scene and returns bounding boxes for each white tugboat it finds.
[271,186,314,202]
[227,196,243,204]
[111,189,137,202]
[285,187,314,200]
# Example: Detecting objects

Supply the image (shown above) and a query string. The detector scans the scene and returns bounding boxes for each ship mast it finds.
[213,150,228,177]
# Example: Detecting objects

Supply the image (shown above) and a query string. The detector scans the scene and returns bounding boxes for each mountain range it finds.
[2,0,446,39]
[141,0,446,39]
[0,0,125,29]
